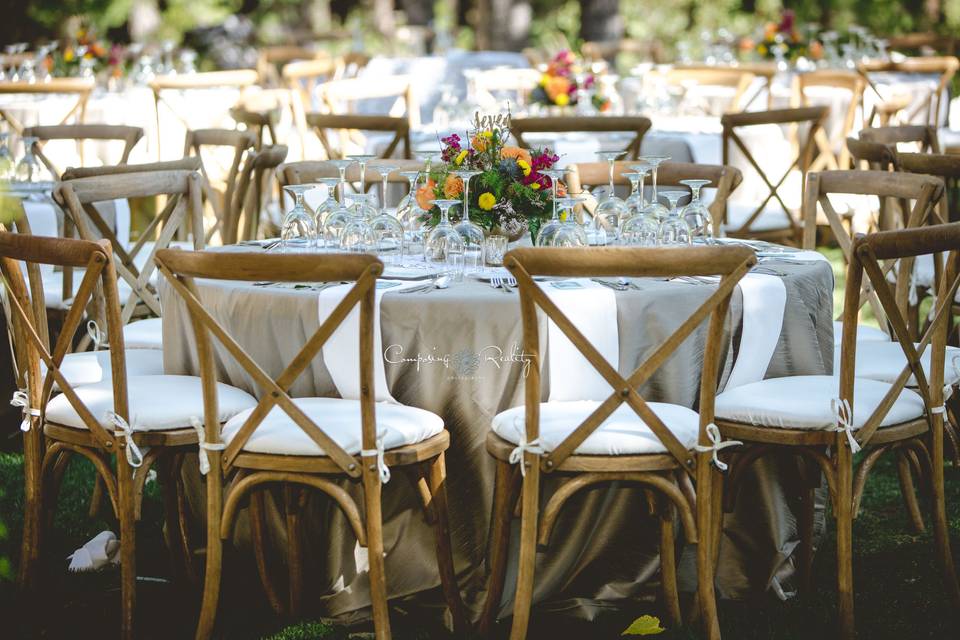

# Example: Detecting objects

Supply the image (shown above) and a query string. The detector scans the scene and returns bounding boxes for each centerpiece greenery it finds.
[416,111,565,242]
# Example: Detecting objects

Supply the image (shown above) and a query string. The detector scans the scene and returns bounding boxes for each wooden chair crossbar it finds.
[509,116,653,160]
[22,124,144,179]
[0,78,95,134]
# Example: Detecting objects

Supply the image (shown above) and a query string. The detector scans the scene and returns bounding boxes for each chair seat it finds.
[41,349,165,387]
[833,342,960,387]
[221,397,445,457]
[45,374,257,431]
[123,318,163,350]
[715,375,925,430]
[833,321,889,346]
[491,401,700,456]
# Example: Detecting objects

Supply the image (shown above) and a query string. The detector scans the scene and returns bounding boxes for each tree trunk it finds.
[475,0,532,51]
[370,0,396,38]
[400,0,434,26]
[579,0,623,44]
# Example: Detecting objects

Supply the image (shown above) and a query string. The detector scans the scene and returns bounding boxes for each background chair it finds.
[509,115,652,160]
[22,124,144,179]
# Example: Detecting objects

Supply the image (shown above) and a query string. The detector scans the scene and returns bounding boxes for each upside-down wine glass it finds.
[281,185,319,252]
[370,164,405,263]
[451,170,485,273]
[536,168,567,246]
[314,177,342,233]
[619,171,657,246]
[550,197,588,247]
[397,170,426,228]
[339,193,376,253]
[679,179,714,243]
[425,199,465,274]
[594,150,627,242]
[347,154,377,195]
[638,155,670,220]
[624,164,650,215]
[322,166,354,247]
[658,190,692,246]
[327,158,355,204]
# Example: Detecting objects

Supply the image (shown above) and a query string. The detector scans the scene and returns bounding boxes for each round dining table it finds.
[159,244,834,623]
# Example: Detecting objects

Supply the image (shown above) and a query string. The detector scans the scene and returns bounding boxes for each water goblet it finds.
[326,158,356,207]
[625,164,651,215]
[370,165,405,263]
[347,154,377,194]
[425,199,466,276]
[396,170,426,229]
[281,185,319,252]
[594,151,628,240]
[550,198,588,247]
[638,155,671,220]
[314,177,342,230]
[536,167,567,246]
[14,137,51,183]
[373,163,399,211]
[657,190,692,246]
[339,193,376,253]
[451,170,485,272]
[679,179,714,243]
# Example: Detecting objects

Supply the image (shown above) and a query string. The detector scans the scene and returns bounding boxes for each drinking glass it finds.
[594,151,628,240]
[484,235,508,266]
[314,177,342,230]
[657,191,692,246]
[638,155,670,219]
[624,164,650,215]
[536,168,567,246]
[0,132,13,180]
[425,199,466,275]
[451,170,485,272]
[347,154,377,194]
[14,137,51,183]
[370,165,405,264]
[322,172,354,247]
[550,198,588,247]
[281,185,319,252]
[339,194,376,253]
[373,163,399,211]
[326,158,355,209]
[397,170,426,229]
[679,179,714,243]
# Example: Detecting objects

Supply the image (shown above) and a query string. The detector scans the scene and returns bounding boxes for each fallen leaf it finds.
[622,614,666,635]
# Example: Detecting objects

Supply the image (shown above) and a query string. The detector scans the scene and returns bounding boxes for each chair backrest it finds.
[155,249,384,481]
[55,169,204,327]
[897,152,960,223]
[721,106,827,241]
[22,124,144,179]
[793,70,865,170]
[503,245,754,474]
[259,46,330,87]
[183,128,257,244]
[0,77,96,134]
[227,144,288,244]
[663,67,757,114]
[802,169,945,332]
[282,57,340,153]
[564,161,743,232]
[861,125,940,153]
[61,157,202,181]
[836,223,960,449]
[229,104,280,149]
[306,112,411,160]
[509,116,653,160]
[0,232,129,452]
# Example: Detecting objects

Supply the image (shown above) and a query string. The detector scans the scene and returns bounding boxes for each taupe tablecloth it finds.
[159,253,834,623]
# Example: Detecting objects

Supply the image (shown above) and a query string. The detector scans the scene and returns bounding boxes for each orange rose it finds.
[544,75,572,103]
[416,178,437,210]
[500,146,532,166]
[556,180,567,197]
[443,174,463,198]
[471,134,489,153]
[809,40,824,60]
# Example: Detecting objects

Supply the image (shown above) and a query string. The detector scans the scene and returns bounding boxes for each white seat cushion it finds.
[833,321,888,346]
[221,397,444,456]
[715,375,925,430]
[45,374,257,431]
[41,349,165,387]
[492,401,700,456]
[123,318,163,350]
[833,342,960,387]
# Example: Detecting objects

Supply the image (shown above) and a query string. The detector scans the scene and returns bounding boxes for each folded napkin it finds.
[318,280,422,402]
[726,273,787,389]
[541,279,620,401]
[67,530,120,573]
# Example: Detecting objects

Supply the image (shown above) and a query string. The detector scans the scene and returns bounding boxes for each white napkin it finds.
[726,273,787,389]
[541,279,619,401]
[318,280,422,402]
[66,530,120,572]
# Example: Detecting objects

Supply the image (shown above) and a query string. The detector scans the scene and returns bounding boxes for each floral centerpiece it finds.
[530,50,612,112]
[416,111,564,242]
[750,10,822,63]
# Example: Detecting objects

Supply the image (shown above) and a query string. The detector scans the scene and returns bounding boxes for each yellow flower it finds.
[478,192,496,210]
[517,159,531,177]
[555,93,570,107]
[540,73,549,87]
[482,130,493,139]
[530,182,541,190]
[455,149,468,165]
[64,48,75,62]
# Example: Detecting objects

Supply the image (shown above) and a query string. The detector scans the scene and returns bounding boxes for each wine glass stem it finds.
[608,160,615,193]
[462,180,470,223]
[652,167,659,204]
[638,174,647,206]
[551,182,559,220]
[338,169,347,206]
[382,177,389,213]
[439,204,451,225]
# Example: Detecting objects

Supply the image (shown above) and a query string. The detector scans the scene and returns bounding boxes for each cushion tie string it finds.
[361,431,390,484]
[509,419,545,477]
[189,417,225,476]
[105,411,144,468]
[10,389,39,432]
[830,398,862,454]
[86,320,108,351]
[693,423,742,472]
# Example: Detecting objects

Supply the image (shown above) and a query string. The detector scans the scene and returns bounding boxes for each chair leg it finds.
[88,475,105,518]
[195,475,224,640]
[363,473,392,640]
[284,484,305,617]
[695,461,721,640]
[929,425,960,609]
[479,459,519,635]
[117,458,137,640]
[895,451,926,534]
[249,490,285,615]
[18,439,50,592]
[424,453,469,634]
[835,445,856,640]
[509,463,541,640]
[160,454,191,584]
[658,500,681,628]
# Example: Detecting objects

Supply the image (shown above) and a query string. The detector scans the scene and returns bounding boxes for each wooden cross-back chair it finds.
[715,223,960,639]
[61,156,202,181]
[258,46,330,87]
[225,144,288,244]
[22,124,144,179]
[860,56,959,127]
[54,169,204,345]
[721,106,827,243]
[149,70,259,159]
[792,70,865,171]
[564,160,743,236]
[802,170,945,339]
[480,245,756,640]
[155,249,467,639]
[662,67,757,114]
[898,151,960,225]
[183,128,256,244]
[0,77,95,134]
[509,115,653,160]
[0,232,250,640]
[229,104,280,150]
[282,57,340,154]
